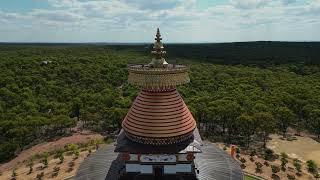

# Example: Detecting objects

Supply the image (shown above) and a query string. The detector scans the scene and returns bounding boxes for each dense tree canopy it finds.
[0,44,320,162]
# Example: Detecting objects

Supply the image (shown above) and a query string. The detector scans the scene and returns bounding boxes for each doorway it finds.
[154,166,163,180]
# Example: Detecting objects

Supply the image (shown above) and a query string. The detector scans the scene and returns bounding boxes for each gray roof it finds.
[75,140,243,180]
[195,141,244,180]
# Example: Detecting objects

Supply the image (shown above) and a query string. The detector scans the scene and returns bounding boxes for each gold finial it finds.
[155,28,162,42]
[149,28,168,68]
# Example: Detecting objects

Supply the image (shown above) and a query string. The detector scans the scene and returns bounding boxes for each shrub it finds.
[66,144,80,159]
[52,172,58,177]
[36,172,44,180]
[280,152,288,158]
[236,147,241,154]
[287,136,297,141]
[53,166,60,172]
[58,152,64,164]
[54,150,64,163]
[271,174,280,180]
[263,161,270,167]
[280,152,288,171]
[264,148,274,160]
[271,165,280,174]
[52,166,60,177]
[265,148,273,154]
[28,165,33,174]
[293,159,302,175]
[250,150,256,157]
[255,162,263,173]
[240,157,246,164]
[74,149,80,159]
[87,148,92,157]
[306,160,318,174]
[236,153,240,159]
[223,146,227,151]
[287,173,295,180]
[67,167,74,172]
[42,153,49,168]
[249,150,256,162]
[69,161,75,167]
[11,168,17,180]
[240,163,246,169]
[27,161,33,174]
[42,159,48,168]
[66,144,79,152]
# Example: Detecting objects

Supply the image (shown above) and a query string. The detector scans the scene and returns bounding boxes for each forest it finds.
[0,43,320,163]
[108,41,320,65]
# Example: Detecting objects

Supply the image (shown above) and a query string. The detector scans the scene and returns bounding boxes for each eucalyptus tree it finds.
[254,112,275,148]
[309,109,320,139]
[236,114,256,147]
[209,99,241,143]
[189,94,212,129]
[275,107,295,137]
[70,97,81,121]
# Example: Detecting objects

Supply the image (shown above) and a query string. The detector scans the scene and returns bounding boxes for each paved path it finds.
[75,142,243,180]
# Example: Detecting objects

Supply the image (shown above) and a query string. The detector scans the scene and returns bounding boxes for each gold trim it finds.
[125,131,194,146]
[128,65,190,89]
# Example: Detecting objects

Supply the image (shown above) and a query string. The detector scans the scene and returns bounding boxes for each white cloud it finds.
[230,0,271,9]
[0,0,319,42]
[307,0,320,13]
[123,0,180,10]
[47,0,80,8]
[30,9,84,22]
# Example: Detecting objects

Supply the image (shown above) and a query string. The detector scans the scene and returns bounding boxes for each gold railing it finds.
[128,64,190,89]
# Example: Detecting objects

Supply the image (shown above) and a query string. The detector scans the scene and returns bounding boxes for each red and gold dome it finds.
[122,28,196,145]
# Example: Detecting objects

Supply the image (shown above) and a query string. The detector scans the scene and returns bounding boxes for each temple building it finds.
[115,28,202,179]
[75,29,243,180]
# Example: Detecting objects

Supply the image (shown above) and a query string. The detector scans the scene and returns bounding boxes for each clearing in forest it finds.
[0,133,103,172]
[267,134,320,165]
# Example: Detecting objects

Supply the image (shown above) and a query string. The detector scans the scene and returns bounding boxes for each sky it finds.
[0,0,320,43]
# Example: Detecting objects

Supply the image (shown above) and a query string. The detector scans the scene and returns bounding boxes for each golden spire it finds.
[155,28,162,42]
[149,28,168,68]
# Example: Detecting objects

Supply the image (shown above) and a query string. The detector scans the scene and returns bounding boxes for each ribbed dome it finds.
[122,89,196,145]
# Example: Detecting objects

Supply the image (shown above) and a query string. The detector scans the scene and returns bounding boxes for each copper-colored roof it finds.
[122,89,196,145]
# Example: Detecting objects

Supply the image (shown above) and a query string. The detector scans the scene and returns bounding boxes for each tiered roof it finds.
[122,89,196,145]
[121,28,197,146]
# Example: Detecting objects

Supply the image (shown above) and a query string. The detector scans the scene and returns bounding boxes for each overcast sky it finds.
[0,0,319,42]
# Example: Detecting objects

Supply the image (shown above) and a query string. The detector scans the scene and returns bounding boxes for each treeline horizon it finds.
[108,41,320,65]
[1,41,320,44]
[2,41,320,65]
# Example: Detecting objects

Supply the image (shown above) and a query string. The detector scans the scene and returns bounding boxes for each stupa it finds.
[115,28,202,179]
[75,29,243,180]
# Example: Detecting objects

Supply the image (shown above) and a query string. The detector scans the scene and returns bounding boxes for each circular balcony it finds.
[128,64,190,89]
